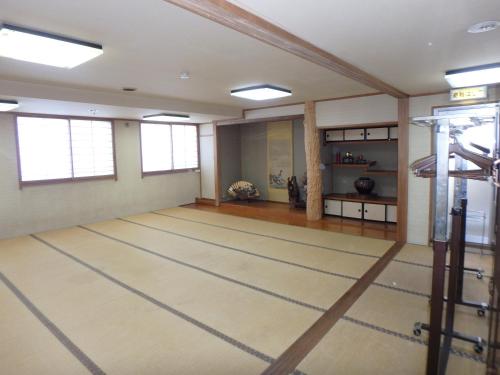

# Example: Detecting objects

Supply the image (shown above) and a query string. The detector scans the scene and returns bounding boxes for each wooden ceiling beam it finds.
[164,0,408,98]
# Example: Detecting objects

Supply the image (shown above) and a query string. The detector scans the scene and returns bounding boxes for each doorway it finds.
[434,103,499,247]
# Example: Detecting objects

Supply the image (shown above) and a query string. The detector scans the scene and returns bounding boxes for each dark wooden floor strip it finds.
[261,242,405,375]
[29,235,305,375]
[0,272,105,375]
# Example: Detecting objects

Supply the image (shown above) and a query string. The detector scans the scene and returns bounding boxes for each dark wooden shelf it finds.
[332,161,376,169]
[363,170,398,177]
[328,139,398,145]
[324,193,397,205]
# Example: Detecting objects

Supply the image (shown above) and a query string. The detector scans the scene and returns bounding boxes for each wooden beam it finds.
[216,114,304,126]
[213,121,221,206]
[304,101,322,221]
[163,0,408,98]
[397,97,409,242]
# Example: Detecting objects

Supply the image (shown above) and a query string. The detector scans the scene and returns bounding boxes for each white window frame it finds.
[15,114,117,188]
[140,122,199,177]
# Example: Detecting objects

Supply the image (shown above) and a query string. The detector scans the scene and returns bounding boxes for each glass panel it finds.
[172,125,198,169]
[141,123,172,172]
[17,117,72,181]
[70,120,114,177]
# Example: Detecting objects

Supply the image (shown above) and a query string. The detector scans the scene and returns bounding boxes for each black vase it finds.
[354,177,375,195]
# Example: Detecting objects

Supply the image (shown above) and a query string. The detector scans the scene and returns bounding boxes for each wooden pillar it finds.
[213,121,221,207]
[397,97,409,242]
[304,101,322,221]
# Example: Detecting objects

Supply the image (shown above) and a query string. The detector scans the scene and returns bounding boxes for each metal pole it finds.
[427,118,450,375]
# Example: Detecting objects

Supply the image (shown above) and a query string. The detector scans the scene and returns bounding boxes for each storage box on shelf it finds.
[324,123,398,144]
[323,194,397,223]
[322,123,398,223]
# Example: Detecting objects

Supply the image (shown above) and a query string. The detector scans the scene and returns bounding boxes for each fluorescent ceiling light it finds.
[0,99,19,111]
[143,113,191,122]
[0,24,103,68]
[445,63,500,88]
[230,84,292,100]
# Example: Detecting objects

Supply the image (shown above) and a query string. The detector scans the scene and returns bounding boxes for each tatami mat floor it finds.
[0,207,491,374]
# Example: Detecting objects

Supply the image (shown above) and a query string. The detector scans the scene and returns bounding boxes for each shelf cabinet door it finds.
[386,205,398,223]
[342,201,363,219]
[363,203,386,222]
[325,130,343,142]
[324,199,342,216]
[344,128,365,141]
[366,127,389,140]
[389,127,398,140]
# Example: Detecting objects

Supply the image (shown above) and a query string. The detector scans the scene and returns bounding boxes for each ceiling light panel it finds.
[0,24,103,68]
[230,84,292,100]
[445,63,500,88]
[0,99,19,111]
[143,113,191,122]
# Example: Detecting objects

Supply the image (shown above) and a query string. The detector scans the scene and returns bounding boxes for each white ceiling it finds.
[0,0,375,119]
[229,0,500,95]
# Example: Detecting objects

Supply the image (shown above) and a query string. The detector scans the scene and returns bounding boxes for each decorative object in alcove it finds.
[342,152,354,164]
[354,177,375,195]
[227,180,261,200]
[287,176,306,209]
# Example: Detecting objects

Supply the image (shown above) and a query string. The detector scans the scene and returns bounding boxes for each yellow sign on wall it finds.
[450,86,488,102]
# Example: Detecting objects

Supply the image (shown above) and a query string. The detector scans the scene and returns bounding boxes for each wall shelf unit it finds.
[322,123,398,223]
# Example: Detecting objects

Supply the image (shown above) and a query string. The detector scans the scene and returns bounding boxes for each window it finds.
[16,116,115,185]
[140,123,198,175]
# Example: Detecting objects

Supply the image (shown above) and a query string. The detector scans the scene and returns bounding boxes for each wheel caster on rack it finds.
[477,271,483,280]
[474,343,484,354]
[477,308,486,317]
[413,328,421,336]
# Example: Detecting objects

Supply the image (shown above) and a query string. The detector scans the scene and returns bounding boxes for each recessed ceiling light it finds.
[122,87,137,92]
[0,23,103,68]
[230,84,292,101]
[143,113,191,122]
[0,99,19,111]
[445,63,500,88]
[179,72,190,80]
[468,21,500,33]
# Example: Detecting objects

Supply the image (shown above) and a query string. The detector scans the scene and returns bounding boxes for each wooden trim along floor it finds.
[261,241,405,375]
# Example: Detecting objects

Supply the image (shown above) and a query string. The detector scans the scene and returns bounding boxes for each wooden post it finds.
[397,97,409,242]
[213,121,221,207]
[304,101,322,221]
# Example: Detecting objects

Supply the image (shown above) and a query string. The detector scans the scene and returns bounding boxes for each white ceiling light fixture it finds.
[468,21,500,34]
[0,99,19,111]
[0,23,103,68]
[179,71,190,80]
[230,84,292,101]
[143,113,191,122]
[445,63,500,88]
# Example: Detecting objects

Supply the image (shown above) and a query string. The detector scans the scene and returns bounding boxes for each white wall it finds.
[244,104,304,120]
[316,94,398,128]
[199,123,215,199]
[0,114,200,239]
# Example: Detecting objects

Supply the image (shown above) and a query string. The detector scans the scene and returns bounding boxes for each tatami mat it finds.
[157,207,393,257]
[0,280,89,375]
[0,236,268,374]
[0,207,492,374]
